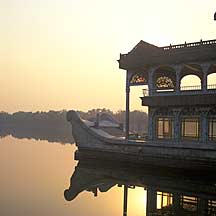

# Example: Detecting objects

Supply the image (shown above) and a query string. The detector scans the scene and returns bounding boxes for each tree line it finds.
[0,109,148,144]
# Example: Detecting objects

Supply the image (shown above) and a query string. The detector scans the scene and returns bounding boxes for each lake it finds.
[0,136,147,216]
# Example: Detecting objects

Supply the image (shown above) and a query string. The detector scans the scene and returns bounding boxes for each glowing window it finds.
[157,117,173,139]
[209,119,216,141]
[181,118,200,140]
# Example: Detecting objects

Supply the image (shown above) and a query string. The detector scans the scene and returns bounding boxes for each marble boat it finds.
[67,39,216,171]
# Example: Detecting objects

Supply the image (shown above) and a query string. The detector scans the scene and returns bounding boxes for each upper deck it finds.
[118,39,216,107]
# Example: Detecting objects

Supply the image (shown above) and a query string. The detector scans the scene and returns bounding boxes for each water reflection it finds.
[65,159,216,215]
[0,127,74,144]
[0,137,124,216]
[1,136,216,216]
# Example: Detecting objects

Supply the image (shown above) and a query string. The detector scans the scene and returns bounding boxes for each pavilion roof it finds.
[118,39,216,71]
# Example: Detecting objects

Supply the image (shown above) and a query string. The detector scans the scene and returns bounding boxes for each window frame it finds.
[208,118,216,141]
[156,117,174,139]
[181,117,200,141]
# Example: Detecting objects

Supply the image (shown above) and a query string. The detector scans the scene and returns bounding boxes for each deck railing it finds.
[119,39,216,61]
[207,84,216,89]
[142,84,216,96]
[180,85,202,91]
[162,39,216,51]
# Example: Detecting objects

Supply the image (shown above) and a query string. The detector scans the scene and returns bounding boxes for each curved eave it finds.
[119,44,216,70]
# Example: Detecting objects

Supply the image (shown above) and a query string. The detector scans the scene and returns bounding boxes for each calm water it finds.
[1,136,216,216]
[0,136,146,216]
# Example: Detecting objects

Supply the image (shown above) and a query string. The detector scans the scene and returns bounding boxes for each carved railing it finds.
[208,84,216,89]
[142,84,216,96]
[162,39,216,51]
[119,39,216,63]
[180,85,202,91]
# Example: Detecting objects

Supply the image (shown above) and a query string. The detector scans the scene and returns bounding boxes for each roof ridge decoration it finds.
[130,40,159,54]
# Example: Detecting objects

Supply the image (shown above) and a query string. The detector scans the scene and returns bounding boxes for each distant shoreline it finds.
[0,109,147,144]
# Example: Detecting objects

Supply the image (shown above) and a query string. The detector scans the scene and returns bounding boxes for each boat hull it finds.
[67,110,216,171]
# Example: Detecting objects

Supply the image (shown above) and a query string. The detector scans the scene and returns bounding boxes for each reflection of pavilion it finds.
[147,189,216,215]
[118,39,216,142]
[64,160,216,216]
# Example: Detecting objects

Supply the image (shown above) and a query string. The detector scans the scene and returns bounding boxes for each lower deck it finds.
[147,105,216,143]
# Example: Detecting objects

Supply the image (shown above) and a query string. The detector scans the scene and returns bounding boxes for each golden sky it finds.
[0,0,216,113]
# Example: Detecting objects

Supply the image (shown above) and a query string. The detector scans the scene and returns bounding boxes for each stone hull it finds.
[67,110,216,171]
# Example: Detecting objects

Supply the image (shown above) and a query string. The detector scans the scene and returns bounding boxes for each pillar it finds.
[203,73,208,93]
[173,108,182,142]
[125,71,131,140]
[146,187,157,215]
[201,63,210,93]
[198,197,208,216]
[173,193,181,214]
[200,108,210,143]
[148,68,155,96]
[174,65,182,94]
[148,107,156,140]
[123,186,128,216]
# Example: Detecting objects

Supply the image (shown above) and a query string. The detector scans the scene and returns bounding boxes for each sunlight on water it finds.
[0,136,147,216]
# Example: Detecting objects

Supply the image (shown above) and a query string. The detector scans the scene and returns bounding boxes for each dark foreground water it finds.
[0,136,146,216]
[1,136,216,216]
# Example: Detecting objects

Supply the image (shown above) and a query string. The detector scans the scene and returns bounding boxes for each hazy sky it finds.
[0,0,216,113]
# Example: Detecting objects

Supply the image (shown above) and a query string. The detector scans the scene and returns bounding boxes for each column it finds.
[173,108,182,142]
[173,193,181,213]
[200,108,209,143]
[198,198,208,216]
[148,107,156,140]
[202,72,208,92]
[148,68,154,96]
[123,185,128,216]
[174,65,182,94]
[146,187,157,215]
[125,71,131,140]
[201,63,210,93]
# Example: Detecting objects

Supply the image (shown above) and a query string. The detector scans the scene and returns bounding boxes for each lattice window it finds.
[156,76,174,89]
[209,119,216,141]
[181,118,200,140]
[156,117,174,139]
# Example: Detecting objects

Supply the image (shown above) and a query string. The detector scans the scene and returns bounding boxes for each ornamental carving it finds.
[156,76,174,89]
[130,74,146,85]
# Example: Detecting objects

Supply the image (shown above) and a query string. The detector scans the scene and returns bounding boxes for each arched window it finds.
[207,72,216,89]
[130,73,147,85]
[180,75,201,91]
[153,66,176,92]
[156,76,174,89]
